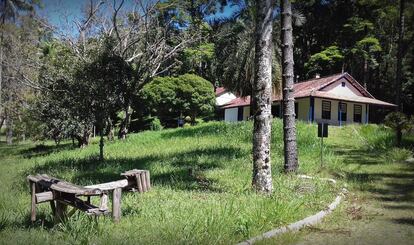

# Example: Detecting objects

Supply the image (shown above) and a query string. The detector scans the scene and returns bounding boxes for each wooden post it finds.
[136,174,143,193]
[54,192,67,223]
[141,172,147,192]
[55,201,67,223]
[49,201,56,217]
[99,193,108,211]
[145,171,151,191]
[112,188,122,222]
[30,181,36,222]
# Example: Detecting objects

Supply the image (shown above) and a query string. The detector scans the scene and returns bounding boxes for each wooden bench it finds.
[27,169,150,223]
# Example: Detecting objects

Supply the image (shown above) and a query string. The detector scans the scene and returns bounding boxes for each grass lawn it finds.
[0,119,411,244]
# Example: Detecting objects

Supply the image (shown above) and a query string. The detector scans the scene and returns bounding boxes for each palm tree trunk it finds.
[395,0,405,147]
[252,0,273,194]
[396,0,405,111]
[281,0,298,172]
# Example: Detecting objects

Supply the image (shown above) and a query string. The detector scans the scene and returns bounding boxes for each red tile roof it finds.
[221,73,396,109]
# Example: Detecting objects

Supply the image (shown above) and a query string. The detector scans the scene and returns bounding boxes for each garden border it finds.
[237,175,348,245]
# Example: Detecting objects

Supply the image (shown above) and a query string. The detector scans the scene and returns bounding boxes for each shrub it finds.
[149,117,163,131]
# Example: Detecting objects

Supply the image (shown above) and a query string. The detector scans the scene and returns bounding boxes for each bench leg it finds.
[55,201,67,223]
[50,201,56,216]
[112,188,122,223]
[30,181,36,222]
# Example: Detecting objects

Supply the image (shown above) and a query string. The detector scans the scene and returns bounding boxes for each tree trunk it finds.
[0,33,2,122]
[363,58,368,89]
[281,0,298,173]
[251,0,273,194]
[395,0,405,147]
[0,116,4,131]
[107,117,114,141]
[6,116,12,145]
[118,106,130,140]
[396,0,405,111]
[99,129,104,161]
[76,129,90,148]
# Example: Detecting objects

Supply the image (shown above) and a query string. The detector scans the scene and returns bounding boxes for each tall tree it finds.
[281,0,298,172]
[252,0,273,193]
[395,0,405,146]
[109,0,193,139]
[0,0,37,144]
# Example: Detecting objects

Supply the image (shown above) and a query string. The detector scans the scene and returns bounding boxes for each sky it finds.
[36,0,239,36]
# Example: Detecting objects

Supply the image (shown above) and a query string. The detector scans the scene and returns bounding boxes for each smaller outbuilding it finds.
[216,73,396,125]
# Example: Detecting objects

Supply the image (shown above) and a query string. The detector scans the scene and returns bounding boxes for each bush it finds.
[149,117,163,131]
[140,74,216,127]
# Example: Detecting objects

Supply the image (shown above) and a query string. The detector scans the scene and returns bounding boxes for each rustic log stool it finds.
[27,169,150,223]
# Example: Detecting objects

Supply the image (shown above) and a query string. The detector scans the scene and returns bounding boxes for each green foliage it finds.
[149,117,163,131]
[305,46,344,76]
[351,36,382,68]
[343,17,374,34]
[141,74,215,125]
[384,112,411,132]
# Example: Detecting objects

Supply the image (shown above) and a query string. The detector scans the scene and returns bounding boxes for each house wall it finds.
[243,106,251,120]
[296,98,310,121]
[224,108,238,122]
[321,77,362,97]
[313,98,367,125]
[223,98,369,125]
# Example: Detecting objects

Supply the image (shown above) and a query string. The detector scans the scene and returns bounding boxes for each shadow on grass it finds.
[327,138,414,223]
[392,218,414,226]
[20,143,75,159]
[7,145,245,230]
[24,145,244,193]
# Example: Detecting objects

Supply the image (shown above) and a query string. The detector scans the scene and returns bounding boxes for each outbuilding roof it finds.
[221,73,396,109]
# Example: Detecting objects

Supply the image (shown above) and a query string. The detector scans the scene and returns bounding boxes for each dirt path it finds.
[294,141,414,244]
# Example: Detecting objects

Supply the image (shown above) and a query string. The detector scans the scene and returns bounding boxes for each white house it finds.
[217,73,396,125]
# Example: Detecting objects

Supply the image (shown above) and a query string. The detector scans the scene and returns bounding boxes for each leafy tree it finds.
[140,74,215,126]
[305,45,344,77]
[35,41,93,147]
[108,0,196,139]
[1,17,42,144]
[384,112,412,147]
[75,43,131,160]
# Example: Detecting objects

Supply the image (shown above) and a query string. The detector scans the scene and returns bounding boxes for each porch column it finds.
[309,97,315,123]
[338,101,342,127]
[365,104,369,124]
